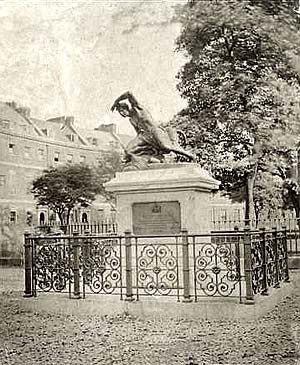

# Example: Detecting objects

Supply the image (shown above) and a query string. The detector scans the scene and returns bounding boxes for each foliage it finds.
[32,164,103,224]
[173,0,300,219]
[94,149,123,205]
[253,172,284,221]
[282,178,300,216]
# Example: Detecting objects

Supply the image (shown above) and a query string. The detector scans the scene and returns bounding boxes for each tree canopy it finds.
[32,164,104,224]
[173,0,300,221]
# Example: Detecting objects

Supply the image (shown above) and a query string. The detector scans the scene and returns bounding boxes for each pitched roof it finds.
[0,102,44,136]
[0,101,132,150]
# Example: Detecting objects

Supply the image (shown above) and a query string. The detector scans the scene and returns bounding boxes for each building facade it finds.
[0,101,126,264]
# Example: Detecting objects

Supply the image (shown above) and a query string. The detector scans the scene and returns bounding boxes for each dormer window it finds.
[1,120,9,129]
[67,134,75,142]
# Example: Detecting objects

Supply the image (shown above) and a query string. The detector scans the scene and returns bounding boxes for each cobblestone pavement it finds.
[0,268,300,364]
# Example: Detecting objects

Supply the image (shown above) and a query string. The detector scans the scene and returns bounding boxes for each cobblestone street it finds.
[0,268,300,365]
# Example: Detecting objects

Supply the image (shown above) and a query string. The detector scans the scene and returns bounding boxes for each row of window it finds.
[7,210,90,225]
[7,143,87,163]
[8,210,34,225]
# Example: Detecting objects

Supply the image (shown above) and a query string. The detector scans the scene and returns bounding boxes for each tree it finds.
[278,149,300,218]
[283,178,300,217]
[94,149,123,205]
[253,171,284,222]
[32,164,104,224]
[173,0,300,222]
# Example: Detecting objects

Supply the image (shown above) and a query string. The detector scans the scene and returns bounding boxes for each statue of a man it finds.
[111,91,194,166]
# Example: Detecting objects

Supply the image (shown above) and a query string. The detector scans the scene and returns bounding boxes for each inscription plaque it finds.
[132,201,181,235]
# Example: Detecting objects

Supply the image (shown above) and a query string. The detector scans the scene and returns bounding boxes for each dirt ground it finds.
[0,268,300,365]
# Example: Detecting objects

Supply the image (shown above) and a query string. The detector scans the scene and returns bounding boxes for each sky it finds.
[0,0,188,135]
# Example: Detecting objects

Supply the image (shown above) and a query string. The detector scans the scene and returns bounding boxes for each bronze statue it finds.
[111,91,194,168]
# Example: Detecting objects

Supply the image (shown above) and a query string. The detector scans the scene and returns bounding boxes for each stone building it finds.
[0,101,127,264]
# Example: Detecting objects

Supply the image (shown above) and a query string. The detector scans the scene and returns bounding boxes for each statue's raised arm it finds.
[111,91,142,112]
[111,91,195,169]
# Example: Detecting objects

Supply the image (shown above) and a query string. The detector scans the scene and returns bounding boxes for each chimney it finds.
[16,106,31,118]
[95,123,117,134]
[6,101,17,110]
[65,116,74,127]
[47,116,66,124]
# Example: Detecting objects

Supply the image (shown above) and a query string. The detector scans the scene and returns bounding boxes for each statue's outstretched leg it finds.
[151,127,195,161]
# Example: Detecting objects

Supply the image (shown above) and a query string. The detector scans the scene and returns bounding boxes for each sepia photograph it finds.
[1,0,300,364]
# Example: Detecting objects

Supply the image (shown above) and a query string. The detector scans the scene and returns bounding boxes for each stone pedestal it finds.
[105,163,220,235]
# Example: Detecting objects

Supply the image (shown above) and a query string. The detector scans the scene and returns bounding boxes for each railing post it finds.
[82,229,91,299]
[260,228,268,295]
[72,232,81,299]
[125,230,134,301]
[182,229,192,303]
[282,227,290,283]
[272,227,280,288]
[234,227,243,304]
[243,227,254,304]
[24,232,33,297]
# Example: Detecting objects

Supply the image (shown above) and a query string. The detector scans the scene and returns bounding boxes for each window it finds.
[26,211,33,226]
[82,212,88,224]
[8,143,15,154]
[66,154,73,163]
[67,134,75,142]
[9,211,17,223]
[24,146,31,159]
[0,120,9,129]
[39,212,45,225]
[79,155,86,163]
[54,152,60,162]
[0,175,5,187]
[38,148,45,161]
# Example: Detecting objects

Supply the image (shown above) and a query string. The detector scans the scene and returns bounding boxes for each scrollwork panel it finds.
[82,238,122,294]
[136,243,179,296]
[194,242,240,297]
[34,239,73,293]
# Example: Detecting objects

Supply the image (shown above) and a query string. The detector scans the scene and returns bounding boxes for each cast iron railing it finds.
[212,217,300,255]
[24,228,290,303]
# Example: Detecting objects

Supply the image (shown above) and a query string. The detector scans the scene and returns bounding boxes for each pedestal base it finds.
[105,163,220,235]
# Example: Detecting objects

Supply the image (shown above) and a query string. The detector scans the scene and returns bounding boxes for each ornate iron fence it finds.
[32,237,73,295]
[24,228,290,304]
[250,229,289,297]
[212,217,300,255]
[193,233,242,301]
